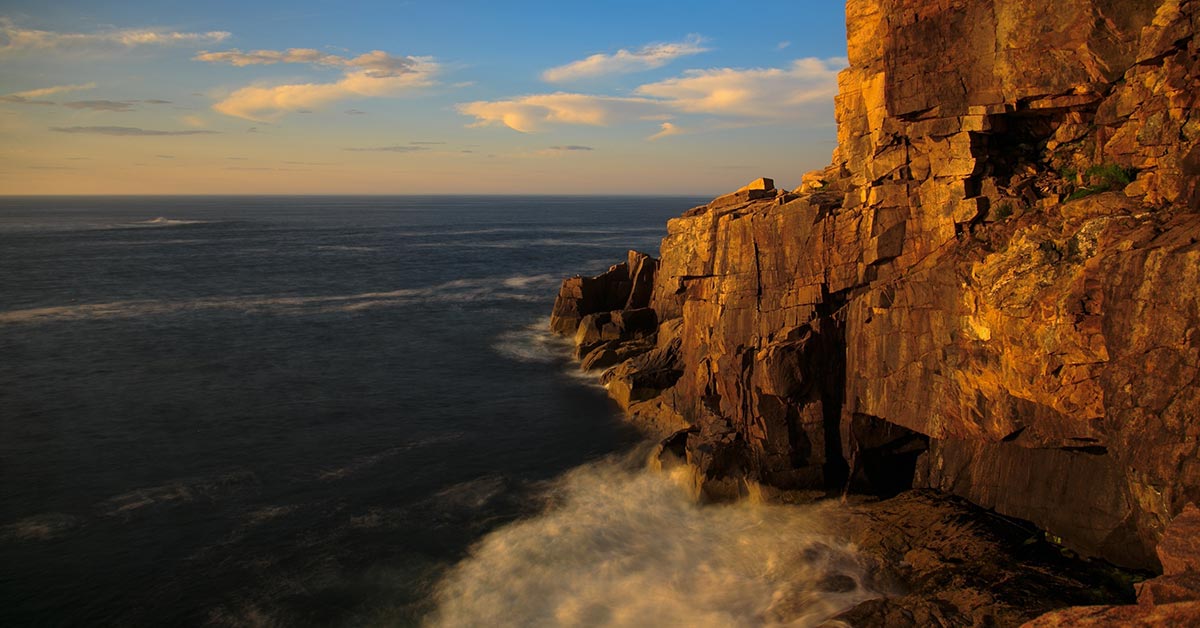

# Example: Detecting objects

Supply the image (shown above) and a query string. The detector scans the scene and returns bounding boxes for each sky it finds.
[0,1,849,195]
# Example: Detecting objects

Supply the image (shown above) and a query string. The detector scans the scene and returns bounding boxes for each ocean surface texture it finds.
[0,197,874,627]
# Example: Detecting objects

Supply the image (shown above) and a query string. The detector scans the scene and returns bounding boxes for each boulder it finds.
[1158,504,1200,576]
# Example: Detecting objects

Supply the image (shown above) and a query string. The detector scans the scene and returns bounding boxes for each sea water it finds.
[0,196,875,626]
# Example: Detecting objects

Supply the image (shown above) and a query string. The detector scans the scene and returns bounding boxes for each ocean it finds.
[0,196,876,626]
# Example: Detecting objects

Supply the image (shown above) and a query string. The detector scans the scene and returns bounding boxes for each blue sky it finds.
[1,1,848,194]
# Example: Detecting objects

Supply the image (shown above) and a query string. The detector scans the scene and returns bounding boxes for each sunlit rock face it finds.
[552,0,1198,571]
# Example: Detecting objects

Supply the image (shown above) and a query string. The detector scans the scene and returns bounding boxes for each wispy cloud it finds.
[634,57,846,119]
[542,36,708,82]
[63,100,136,112]
[0,17,229,55]
[458,57,847,136]
[202,48,438,121]
[342,145,430,152]
[648,121,684,141]
[0,96,54,105]
[50,126,219,136]
[0,82,95,104]
[547,145,593,151]
[457,93,661,133]
[195,48,415,77]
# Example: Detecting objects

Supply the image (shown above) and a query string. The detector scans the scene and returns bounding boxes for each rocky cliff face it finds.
[552,0,1199,572]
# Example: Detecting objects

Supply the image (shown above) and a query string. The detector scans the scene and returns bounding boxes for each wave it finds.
[0,274,562,325]
[388,226,667,238]
[491,318,575,364]
[314,245,379,252]
[424,453,879,627]
[561,366,609,391]
[99,470,260,517]
[128,217,211,227]
[408,234,666,250]
[316,433,463,482]
[0,513,82,542]
[434,476,510,513]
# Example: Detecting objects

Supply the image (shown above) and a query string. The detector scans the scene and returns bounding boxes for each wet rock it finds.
[832,491,1139,627]
[1026,498,1200,623]
[1020,601,1200,627]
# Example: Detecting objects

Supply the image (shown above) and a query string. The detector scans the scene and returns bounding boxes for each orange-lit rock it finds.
[550,0,1200,573]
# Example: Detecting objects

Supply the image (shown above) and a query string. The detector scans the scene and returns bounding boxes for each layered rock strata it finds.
[551,0,1199,574]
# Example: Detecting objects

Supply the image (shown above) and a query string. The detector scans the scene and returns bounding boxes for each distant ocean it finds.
[0,197,876,627]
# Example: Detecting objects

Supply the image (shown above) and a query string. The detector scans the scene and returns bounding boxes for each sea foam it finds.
[425,452,878,627]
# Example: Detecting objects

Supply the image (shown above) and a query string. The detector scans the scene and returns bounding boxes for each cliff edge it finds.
[551,0,1199,575]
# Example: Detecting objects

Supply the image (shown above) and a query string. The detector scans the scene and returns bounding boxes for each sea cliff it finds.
[550,0,1199,621]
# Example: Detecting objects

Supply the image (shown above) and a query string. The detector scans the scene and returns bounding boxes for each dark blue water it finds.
[0,196,703,626]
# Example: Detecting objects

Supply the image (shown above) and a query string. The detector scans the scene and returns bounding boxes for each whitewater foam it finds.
[425,453,879,627]
[492,318,575,364]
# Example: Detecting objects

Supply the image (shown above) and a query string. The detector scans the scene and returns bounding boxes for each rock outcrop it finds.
[551,0,1199,578]
[829,491,1138,627]
[1022,503,1200,626]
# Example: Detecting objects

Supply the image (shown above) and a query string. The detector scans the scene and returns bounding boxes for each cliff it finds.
[551,0,1199,579]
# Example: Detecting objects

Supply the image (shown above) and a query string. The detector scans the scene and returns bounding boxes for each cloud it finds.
[0,82,95,104]
[457,57,846,136]
[0,96,54,105]
[0,18,229,55]
[343,145,430,152]
[547,145,593,151]
[456,93,661,133]
[344,108,366,115]
[195,48,416,78]
[206,51,438,121]
[63,100,136,111]
[409,141,444,145]
[50,126,219,136]
[542,36,708,82]
[777,41,792,50]
[142,99,172,104]
[648,121,685,141]
[634,57,847,119]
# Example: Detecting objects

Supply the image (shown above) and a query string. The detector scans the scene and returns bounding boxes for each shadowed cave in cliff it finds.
[974,109,1083,210]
